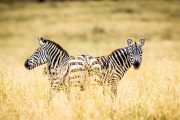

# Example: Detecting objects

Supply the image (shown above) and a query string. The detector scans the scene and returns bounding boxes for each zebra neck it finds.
[107,47,131,71]
[48,50,70,69]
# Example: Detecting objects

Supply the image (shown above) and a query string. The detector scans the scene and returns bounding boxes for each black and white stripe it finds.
[88,39,145,99]
[24,38,145,100]
[24,38,92,100]
[24,37,70,70]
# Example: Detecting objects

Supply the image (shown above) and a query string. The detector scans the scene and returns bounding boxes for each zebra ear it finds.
[139,39,145,47]
[127,39,134,47]
[37,37,46,46]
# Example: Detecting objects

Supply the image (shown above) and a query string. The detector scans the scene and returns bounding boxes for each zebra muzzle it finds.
[24,60,31,70]
[133,62,140,70]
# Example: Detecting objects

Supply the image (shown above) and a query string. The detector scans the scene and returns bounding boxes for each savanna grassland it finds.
[0,1,180,120]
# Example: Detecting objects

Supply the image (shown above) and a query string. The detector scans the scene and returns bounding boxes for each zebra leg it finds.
[109,79,118,111]
[49,77,60,101]
[77,85,86,100]
[63,85,70,100]
[110,79,118,101]
[107,78,117,101]
[103,85,107,96]
[43,66,49,75]
[49,87,58,101]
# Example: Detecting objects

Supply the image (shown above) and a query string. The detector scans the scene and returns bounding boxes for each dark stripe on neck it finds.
[45,41,69,68]
[109,48,131,69]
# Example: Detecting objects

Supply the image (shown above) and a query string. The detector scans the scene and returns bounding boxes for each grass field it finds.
[0,1,180,120]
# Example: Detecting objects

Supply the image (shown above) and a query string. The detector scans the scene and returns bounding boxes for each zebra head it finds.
[24,37,49,70]
[127,39,145,70]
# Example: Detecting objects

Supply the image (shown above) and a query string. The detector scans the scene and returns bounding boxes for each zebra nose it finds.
[24,60,30,70]
[133,61,140,69]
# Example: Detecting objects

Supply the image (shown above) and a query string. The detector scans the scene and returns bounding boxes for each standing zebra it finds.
[24,37,95,100]
[24,38,145,101]
[88,39,145,100]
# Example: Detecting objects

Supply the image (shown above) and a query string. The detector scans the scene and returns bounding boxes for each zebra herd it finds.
[24,37,145,101]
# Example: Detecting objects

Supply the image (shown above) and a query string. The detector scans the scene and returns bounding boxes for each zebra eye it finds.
[42,40,47,43]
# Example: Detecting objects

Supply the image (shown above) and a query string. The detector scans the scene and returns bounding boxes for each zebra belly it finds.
[66,59,87,87]
[89,58,103,85]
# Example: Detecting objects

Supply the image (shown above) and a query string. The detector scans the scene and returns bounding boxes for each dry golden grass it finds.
[0,1,180,120]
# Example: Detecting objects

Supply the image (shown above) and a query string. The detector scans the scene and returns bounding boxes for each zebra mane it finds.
[96,47,128,60]
[110,47,128,55]
[44,39,69,55]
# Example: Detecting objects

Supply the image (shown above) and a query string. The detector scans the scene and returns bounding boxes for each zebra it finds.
[87,39,145,100]
[24,37,96,100]
[24,38,145,101]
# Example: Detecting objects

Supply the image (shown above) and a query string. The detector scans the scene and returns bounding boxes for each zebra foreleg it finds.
[108,78,118,101]
[108,78,118,111]
[48,76,61,101]
[110,82,117,101]
[43,66,50,75]
[49,86,59,101]
[63,85,70,100]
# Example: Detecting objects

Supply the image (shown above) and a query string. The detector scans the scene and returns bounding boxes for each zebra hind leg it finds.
[74,85,85,100]
[103,85,109,96]
[48,88,59,104]
[63,86,70,100]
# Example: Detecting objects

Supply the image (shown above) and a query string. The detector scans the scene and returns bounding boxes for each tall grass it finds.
[0,1,180,120]
[0,46,180,119]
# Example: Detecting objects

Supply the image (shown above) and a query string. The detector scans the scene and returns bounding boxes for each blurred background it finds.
[0,0,179,62]
[0,0,180,120]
